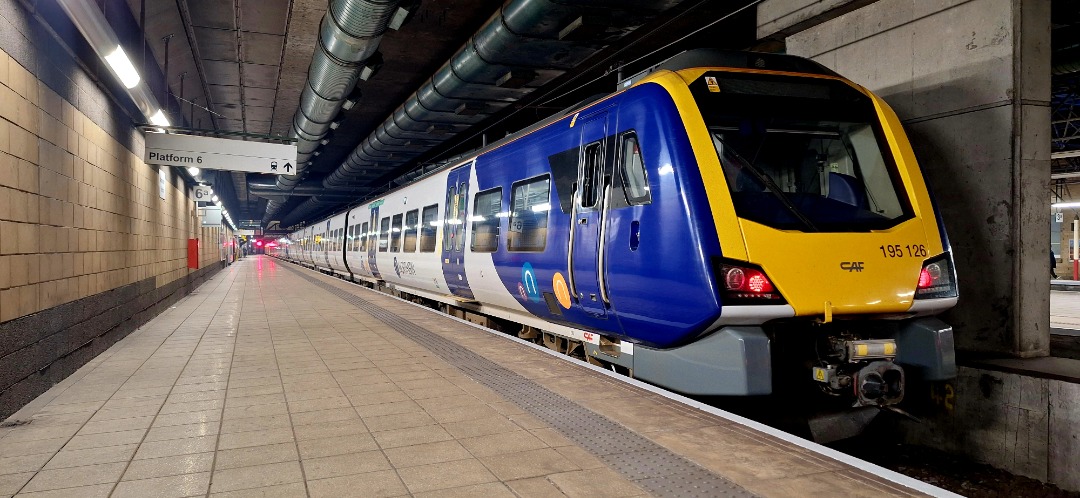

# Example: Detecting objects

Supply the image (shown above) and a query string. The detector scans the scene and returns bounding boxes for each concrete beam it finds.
[756,0,880,41]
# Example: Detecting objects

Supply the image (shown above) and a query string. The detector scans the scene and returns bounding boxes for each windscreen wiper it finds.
[718,136,818,232]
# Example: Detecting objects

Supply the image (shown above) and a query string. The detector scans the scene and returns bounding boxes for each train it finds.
[270,49,958,416]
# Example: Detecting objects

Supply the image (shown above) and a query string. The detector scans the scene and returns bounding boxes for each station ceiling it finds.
[1053,0,1080,187]
[123,0,756,230]
[128,0,1080,227]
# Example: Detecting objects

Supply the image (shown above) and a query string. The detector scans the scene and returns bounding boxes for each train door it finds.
[441,163,475,299]
[322,220,332,268]
[570,113,611,316]
[367,204,382,279]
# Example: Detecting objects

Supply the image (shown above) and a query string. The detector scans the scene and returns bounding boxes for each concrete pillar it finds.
[765,0,1051,357]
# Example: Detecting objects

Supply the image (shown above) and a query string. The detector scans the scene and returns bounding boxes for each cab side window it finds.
[620,132,651,205]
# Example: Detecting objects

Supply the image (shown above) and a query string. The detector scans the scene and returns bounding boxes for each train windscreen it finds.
[690,72,913,232]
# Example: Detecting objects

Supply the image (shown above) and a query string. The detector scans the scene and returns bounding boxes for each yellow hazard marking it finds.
[813,368,826,382]
[884,342,896,355]
[856,344,869,357]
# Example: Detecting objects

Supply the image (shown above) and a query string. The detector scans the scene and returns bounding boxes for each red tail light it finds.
[718,261,785,304]
[915,253,957,299]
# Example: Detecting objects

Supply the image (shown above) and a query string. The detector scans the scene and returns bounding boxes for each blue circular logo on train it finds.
[521,263,541,303]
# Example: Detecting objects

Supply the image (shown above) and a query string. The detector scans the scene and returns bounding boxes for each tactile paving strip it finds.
[282,264,756,497]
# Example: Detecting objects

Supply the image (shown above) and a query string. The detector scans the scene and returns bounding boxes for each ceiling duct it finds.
[263,199,286,224]
[320,0,684,191]
[277,0,407,191]
[250,180,368,198]
[280,196,343,228]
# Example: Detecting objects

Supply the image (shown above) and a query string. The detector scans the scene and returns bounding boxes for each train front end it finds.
[669,53,958,410]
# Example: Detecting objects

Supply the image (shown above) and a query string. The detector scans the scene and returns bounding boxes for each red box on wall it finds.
[187,239,200,269]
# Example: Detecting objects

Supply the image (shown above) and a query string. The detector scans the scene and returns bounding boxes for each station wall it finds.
[0,0,224,419]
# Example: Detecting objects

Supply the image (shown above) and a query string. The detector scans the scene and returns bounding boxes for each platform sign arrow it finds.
[145,133,297,175]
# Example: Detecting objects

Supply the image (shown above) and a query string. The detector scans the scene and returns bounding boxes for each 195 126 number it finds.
[879,244,927,258]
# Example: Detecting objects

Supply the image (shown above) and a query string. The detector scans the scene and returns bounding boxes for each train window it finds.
[580,142,603,208]
[360,222,369,252]
[351,224,361,251]
[620,133,651,205]
[403,209,418,252]
[471,188,502,253]
[379,217,390,252]
[509,175,550,252]
[457,182,468,251]
[420,204,438,252]
[391,214,403,252]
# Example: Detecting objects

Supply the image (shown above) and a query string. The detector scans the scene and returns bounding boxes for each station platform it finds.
[0,256,951,498]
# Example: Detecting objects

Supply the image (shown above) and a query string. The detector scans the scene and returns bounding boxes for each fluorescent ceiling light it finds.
[187,167,200,176]
[1053,201,1080,209]
[149,110,170,127]
[211,195,219,202]
[104,46,140,89]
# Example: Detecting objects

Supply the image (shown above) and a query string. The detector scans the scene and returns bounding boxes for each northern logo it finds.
[840,261,865,272]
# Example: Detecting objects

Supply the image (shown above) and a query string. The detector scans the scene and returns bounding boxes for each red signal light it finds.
[256,241,263,247]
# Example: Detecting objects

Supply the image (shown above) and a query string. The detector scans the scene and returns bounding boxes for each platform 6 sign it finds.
[145,133,297,175]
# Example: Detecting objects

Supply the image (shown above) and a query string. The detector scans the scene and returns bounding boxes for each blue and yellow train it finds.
[272,49,958,409]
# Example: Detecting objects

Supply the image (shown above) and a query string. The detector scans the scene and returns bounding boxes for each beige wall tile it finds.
[0,186,9,221]
[18,283,38,316]
[17,222,36,253]
[0,255,9,289]
[0,151,15,188]
[0,50,9,86]
[0,287,16,322]
[0,86,17,123]
[6,57,28,99]
[0,220,17,255]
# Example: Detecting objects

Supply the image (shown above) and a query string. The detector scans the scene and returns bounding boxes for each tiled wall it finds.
[0,45,199,323]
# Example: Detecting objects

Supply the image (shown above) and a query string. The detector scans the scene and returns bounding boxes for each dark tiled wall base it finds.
[0,263,225,420]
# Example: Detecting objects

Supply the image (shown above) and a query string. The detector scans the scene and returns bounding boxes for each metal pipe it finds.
[277,0,403,191]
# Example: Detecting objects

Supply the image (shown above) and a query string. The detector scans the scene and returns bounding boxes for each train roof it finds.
[621,49,841,87]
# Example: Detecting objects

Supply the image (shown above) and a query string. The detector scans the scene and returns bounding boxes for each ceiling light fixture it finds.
[187,167,200,176]
[56,0,170,126]
[104,46,140,88]
[149,110,170,127]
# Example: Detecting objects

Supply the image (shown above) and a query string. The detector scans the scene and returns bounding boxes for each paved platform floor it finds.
[0,256,941,497]
[1052,290,1080,333]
